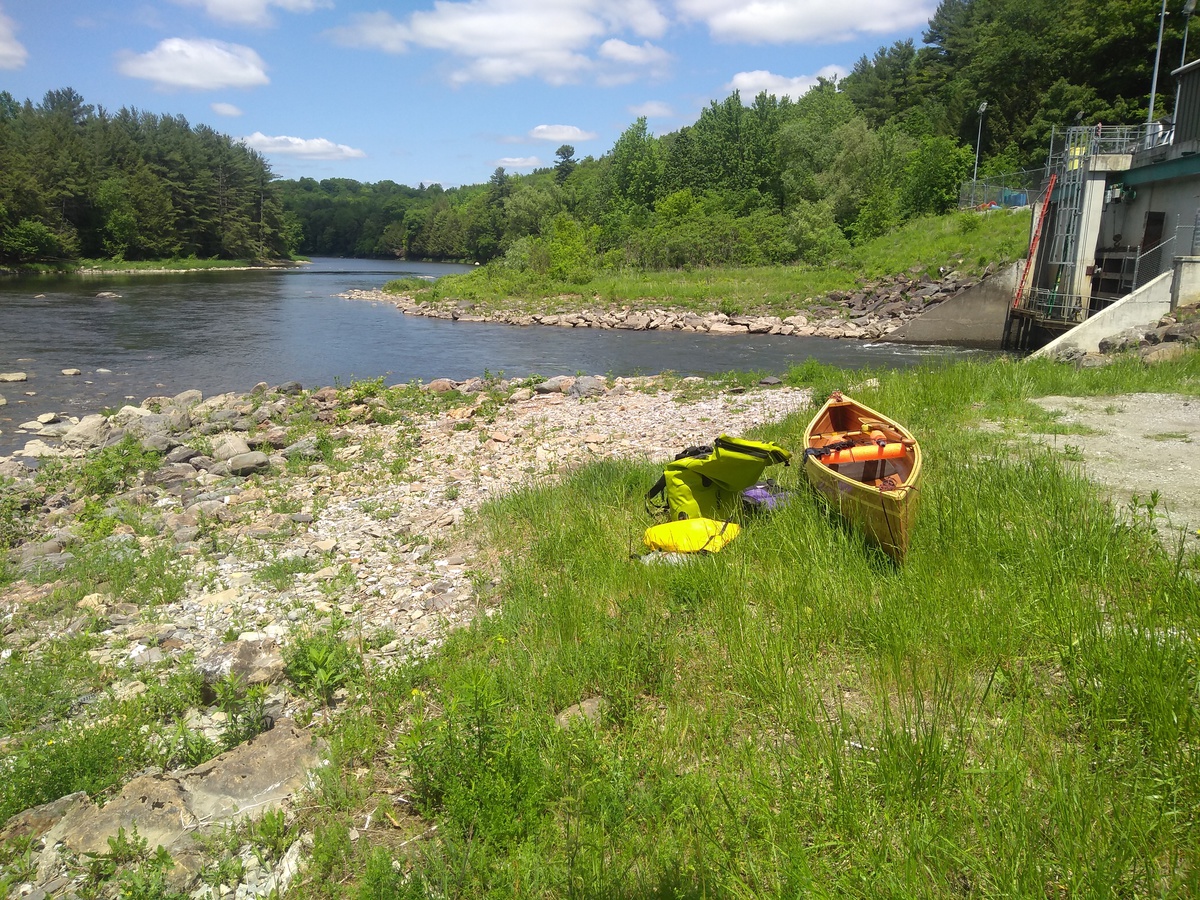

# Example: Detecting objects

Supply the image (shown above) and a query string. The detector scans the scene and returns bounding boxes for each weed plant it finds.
[284,615,364,705]
[255,555,319,591]
[292,354,1200,898]
[0,633,104,735]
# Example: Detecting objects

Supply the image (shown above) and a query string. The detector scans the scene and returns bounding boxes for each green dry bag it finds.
[646,435,791,520]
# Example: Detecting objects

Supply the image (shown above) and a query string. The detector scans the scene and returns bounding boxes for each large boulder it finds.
[60,414,112,449]
[534,375,574,394]
[212,434,252,461]
[61,776,195,856]
[195,638,286,686]
[178,721,324,824]
[52,721,324,856]
[568,375,606,398]
[228,451,270,476]
[1142,343,1193,365]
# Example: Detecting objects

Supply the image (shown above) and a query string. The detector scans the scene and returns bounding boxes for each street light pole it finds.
[972,100,987,208]
[1149,0,1169,126]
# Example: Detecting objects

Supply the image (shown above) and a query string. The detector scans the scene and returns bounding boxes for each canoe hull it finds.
[802,394,922,560]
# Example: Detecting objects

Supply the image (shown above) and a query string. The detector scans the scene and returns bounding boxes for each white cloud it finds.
[241,132,367,160]
[598,39,668,66]
[177,0,332,28]
[118,39,270,90]
[0,7,28,70]
[211,101,244,116]
[328,11,410,52]
[727,65,848,100]
[495,156,540,169]
[674,0,933,44]
[327,0,673,85]
[630,100,673,118]
[529,124,598,142]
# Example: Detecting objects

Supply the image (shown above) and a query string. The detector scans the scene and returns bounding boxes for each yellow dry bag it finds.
[644,518,741,554]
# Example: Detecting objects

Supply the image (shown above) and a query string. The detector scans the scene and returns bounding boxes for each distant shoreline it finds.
[0,259,309,277]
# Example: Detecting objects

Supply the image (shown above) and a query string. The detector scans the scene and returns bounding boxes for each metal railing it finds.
[1132,225,1196,288]
[1022,287,1086,323]
[1045,124,1152,172]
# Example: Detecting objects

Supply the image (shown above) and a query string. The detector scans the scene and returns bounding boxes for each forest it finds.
[0,0,1184,269]
[269,0,1200,272]
[0,88,296,265]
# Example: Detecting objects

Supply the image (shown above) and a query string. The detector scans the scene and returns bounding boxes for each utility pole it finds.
[972,101,987,208]
[1149,0,1170,126]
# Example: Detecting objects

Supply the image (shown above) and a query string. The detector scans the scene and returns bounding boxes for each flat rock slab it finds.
[178,721,324,824]
[62,776,196,856]
[0,792,90,843]
[45,720,324,856]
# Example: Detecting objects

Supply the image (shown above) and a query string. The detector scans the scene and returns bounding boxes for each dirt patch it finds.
[1029,393,1200,549]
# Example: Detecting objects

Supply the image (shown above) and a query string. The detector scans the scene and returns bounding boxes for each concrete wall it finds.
[888,262,1021,349]
[1028,269,1174,359]
[1071,164,1115,302]
[1171,255,1200,306]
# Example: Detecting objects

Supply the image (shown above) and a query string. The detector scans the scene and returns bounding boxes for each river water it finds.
[1,258,970,454]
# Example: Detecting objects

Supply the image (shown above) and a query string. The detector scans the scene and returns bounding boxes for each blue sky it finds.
[0,0,935,188]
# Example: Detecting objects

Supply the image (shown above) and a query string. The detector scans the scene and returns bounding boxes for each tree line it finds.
[0,0,1176,270]
[0,88,296,265]
[280,0,1174,275]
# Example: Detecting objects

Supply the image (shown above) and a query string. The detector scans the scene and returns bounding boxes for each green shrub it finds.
[0,484,29,550]
[402,675,550,845]
[284,616,362,704]
[77,436,162,498]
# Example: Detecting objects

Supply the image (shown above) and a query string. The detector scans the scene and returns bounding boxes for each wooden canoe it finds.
[801,392,922,560]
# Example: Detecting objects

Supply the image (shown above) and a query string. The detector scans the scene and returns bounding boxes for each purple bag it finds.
[741,480,791,511]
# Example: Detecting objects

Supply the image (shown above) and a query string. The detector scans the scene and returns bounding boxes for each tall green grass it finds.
[293,355,1199,899]
[383,209,1032,318]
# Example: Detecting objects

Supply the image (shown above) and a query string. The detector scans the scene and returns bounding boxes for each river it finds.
[1,258,973,455]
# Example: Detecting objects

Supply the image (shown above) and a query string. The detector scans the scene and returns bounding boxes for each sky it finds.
[0,0,936,189]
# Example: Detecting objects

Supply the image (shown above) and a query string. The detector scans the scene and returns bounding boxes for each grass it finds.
[383,209,1032,318]
[255,554,320,591]
[282,352,1200,899]
[0,667,209,823]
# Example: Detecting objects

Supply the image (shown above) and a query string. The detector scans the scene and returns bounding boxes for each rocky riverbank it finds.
[0,371,808,899]
[342,267,984,341]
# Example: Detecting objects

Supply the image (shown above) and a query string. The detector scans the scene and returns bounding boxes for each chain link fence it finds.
[960,168,1042,210]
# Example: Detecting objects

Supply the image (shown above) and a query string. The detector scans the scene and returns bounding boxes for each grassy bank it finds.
[382,209,1032,317]
[290,354,1200,899]
[1,257,306,276]
[76,256,306,273]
